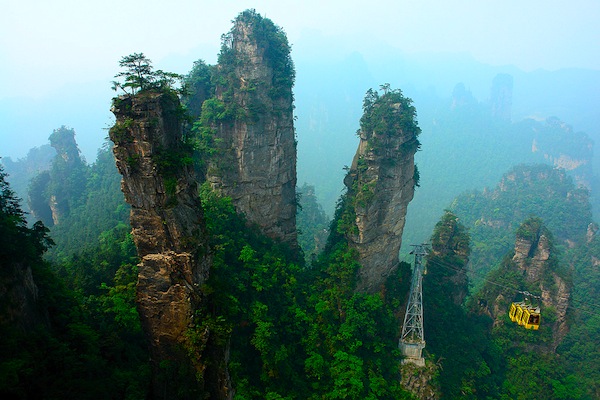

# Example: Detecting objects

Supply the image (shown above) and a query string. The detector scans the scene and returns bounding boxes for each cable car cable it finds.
[421,256,600,316]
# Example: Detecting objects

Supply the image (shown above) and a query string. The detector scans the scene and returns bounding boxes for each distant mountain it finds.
[450,164,591,287]
[1,144,55,215]
[292,44,600,221]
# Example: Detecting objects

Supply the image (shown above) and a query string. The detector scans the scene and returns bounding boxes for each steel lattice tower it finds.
[399,244,428,366]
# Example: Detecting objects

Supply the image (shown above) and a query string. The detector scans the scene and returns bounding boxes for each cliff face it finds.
[511,221,571,350]
[480,218,571,351]
[206,10,297,246]
[110,91,224,397]
[400,362,440,400]
[343,88,420,293]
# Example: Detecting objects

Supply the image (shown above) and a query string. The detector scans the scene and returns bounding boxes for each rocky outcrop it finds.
[511,219,570,350]
[1,144,55,218]
[512,232,551,283]
[205,10,297,246]
[343,88,420,293]
[429,211,470,305]
[28,126,87,226]
[491,165,591,246]
[530,117,594,189]
[400,362,440,400]
[110,91,227,397]
[479,218,572,351]
[28,170,53,226]
[587,223,598,244]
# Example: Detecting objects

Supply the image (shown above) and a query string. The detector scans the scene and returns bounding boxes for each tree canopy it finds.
[111,53,184,95]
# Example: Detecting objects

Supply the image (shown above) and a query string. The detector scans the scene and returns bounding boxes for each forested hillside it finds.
[1,11,418,398]
[1,8,599,400]
[417,208,600,399]
[0,164,148,399]
[450,164,592,288]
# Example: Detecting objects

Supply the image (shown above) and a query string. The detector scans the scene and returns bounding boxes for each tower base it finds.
[400,342,425,367]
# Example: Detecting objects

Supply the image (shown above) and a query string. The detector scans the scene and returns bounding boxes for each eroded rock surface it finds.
[511,221,570,350]
[343,89,420,293]
[479,218,572,351]
[206,11,297,246]
[110,91,223,397]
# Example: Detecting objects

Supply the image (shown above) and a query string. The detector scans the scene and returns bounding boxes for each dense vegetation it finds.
[450,163,591,289]
[0,165,148,399]
[560,233,600,398]
[5,145,599,398]
[198,183,413,398]
[420,210,600,399]
[2,9,599,400]
[466,217,582,400]
[423,212,503,398]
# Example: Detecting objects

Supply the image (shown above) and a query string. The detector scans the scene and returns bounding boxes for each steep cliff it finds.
[28,126,87,226]
[427,211,470,306]
[110,90,226,397]
[511,219,571,349]
[400,362,440,400]
[341,87,420,293]
[202,10,297,246]
[476,218,571,351]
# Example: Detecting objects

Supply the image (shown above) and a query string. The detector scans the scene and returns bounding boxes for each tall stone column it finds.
[110,91,229,398]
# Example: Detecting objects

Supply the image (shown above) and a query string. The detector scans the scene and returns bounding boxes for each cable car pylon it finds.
[399,243,429,367]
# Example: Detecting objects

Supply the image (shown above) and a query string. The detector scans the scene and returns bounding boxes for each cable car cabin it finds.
[509,302,524,322]
[509,302,541,330]
[521,306,541,330]
[514,303,526,325]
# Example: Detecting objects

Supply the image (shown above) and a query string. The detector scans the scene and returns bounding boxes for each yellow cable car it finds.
[508,301,541,330]
[508,302,524,322]
[521,306,541,330]
[514,303,526,325]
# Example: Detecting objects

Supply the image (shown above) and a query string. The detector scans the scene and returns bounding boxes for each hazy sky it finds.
[1,0,599,160]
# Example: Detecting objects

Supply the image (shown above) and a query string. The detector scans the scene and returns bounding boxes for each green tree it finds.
[112,52,184,95]
[182,59,213,119]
